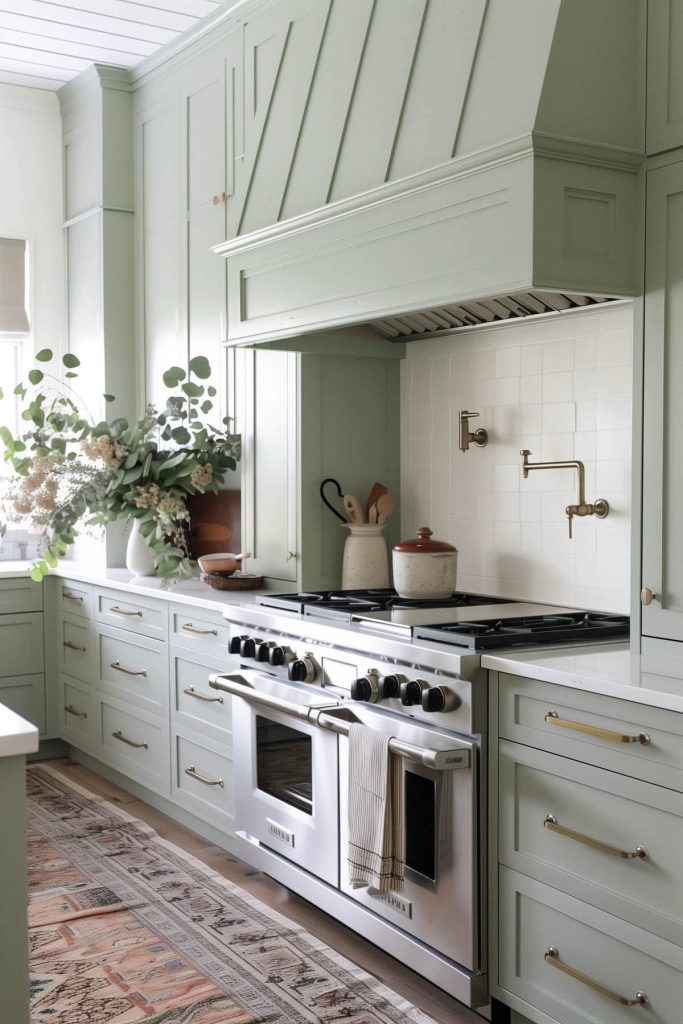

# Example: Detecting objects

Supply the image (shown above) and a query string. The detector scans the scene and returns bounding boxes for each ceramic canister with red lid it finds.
[392,526,458,599]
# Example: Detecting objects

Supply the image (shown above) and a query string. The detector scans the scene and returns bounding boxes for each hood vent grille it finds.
[371,292,615,340]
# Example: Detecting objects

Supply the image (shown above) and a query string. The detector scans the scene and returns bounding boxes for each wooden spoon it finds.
[365,482,387,522]
[375,492,395,524]
[343,494,364,523]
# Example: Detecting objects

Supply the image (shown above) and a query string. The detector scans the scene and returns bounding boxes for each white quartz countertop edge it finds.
[0,703,39,757]
[482,645,683,714]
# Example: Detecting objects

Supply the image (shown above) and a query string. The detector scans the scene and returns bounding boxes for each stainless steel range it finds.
[209,589,629,1012]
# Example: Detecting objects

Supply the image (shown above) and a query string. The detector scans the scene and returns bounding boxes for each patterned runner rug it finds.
[27,764,440,1024]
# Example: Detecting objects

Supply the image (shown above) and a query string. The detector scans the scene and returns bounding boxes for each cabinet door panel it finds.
[647,1,683,154]
[0,675,45,733]
[643,161,683,642]
[0,613,44,677]
[0,579,42,614]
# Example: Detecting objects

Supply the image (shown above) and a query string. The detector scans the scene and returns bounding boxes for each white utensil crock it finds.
[341,523,389,589]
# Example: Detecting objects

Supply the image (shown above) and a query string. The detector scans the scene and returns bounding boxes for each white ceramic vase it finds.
[125,518,157,577]
[341,523,389,589]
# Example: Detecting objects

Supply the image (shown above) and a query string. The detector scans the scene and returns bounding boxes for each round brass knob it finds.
[640,587,655,606]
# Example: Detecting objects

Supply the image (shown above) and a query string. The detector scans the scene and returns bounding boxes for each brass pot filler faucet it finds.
[520,450,609,539]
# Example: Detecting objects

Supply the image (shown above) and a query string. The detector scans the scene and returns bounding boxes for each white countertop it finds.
[0,560,283,611]
[0,703,39,757]
[483,643,683,713]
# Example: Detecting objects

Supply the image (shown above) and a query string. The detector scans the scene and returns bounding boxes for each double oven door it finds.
[224,670,340,885]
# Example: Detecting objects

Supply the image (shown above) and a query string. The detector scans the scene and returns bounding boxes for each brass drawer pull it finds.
[182,622,218,636]
[111,660,147,678]
[544,814,648,860]
[64,705,87,718]
[544,947,647,1007]
[545,711,650,745]
[183,686,223,704]
[63,640,87,652]
[112,730,148,749]
[184,764,223,787]
[62,589,83,601]
[110,605,143,617]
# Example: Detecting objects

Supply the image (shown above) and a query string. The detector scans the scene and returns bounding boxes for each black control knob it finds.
[229,634,249,655]
[399,679,428,707]
[269,645,288,666]
[379,673,403,700]
[421,685,461,713]
[351,675,379,702]
[240,636,261,658]
[288,657,316,683]
[256,641,273,662]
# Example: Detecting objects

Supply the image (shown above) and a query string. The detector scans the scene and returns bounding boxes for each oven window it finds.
[404,770,435,881]
[255,716,313,815]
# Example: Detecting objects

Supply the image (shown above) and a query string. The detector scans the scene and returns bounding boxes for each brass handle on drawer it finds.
[62,589,83,601]
[544,814,648,860]
[183,686,223,704]
[544,947,647,1006]
[110,605,143,617]
[545,711,650,745]
[112,730,148,749]
[63,640,87,652]
[184,764,224,787]
[182,622,218,636]
[111,660,147,678]
[64,705,87,718]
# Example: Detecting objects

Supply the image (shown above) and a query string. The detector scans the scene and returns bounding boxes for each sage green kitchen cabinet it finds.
[0,579,45,735]
[489,673,683,1024]
[235,339,401,588]
[641,156,683,649]
[647,1,683,154]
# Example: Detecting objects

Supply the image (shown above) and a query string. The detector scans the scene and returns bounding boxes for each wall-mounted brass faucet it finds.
[520,450,609,539]
[459,410,488,452]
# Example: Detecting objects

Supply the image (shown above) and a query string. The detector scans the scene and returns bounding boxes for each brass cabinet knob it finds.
[640,587,656,606]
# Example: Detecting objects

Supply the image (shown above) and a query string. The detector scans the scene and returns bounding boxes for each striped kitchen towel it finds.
[347,722,405,892]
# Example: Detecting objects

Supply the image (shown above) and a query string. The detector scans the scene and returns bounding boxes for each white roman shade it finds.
[0,238,29,333]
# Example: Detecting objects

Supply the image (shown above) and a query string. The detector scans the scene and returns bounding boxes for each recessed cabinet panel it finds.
[0,579,42,615]
[58,581,93,620]
[0,675,45,733]
[172,730,235,829]
[96,591,166,640]
[58,618,95,685]
[0,613,44,678]
[98,629,167,715]
[60,677,95,750]
[172,651,233,741]
[647,1,683,154]
[99,697,169,796]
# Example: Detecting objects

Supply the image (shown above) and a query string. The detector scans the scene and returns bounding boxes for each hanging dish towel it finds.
[347,722,405,892]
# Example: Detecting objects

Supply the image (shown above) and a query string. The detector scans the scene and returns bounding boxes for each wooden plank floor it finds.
[43,758,485,1024]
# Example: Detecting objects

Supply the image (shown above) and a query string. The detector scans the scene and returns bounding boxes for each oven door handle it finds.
[208,672,315,722]
[310,710,471,771]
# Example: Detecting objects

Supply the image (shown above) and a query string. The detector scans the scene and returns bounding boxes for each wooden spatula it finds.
[343,494,364,523]
[375,492,395,524]
[365,482,387,521]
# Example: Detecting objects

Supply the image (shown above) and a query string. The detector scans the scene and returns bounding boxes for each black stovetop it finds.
[256,588,509,618]
[413,611,630,650]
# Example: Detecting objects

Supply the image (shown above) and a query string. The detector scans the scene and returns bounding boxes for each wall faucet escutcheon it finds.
[459,410,488,452]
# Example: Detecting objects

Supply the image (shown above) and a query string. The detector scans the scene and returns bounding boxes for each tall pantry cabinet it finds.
[640,0,683,652]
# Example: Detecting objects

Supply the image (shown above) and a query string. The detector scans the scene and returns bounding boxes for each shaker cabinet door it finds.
[642,160,683,644]
[647,1,683,155]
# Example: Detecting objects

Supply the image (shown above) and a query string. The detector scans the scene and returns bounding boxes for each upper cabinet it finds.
[647,0,683,155]
[641,159,683,648]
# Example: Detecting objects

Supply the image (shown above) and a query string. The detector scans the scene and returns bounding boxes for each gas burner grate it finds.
[257,588,509,618]
[413,612,630,650]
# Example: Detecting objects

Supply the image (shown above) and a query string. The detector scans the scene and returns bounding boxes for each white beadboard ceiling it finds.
[0,0,227,91]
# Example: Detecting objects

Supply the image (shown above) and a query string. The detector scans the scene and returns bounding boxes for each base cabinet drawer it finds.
[96,590,166,640]
[0,613,44,677]
[98,698,169,795]
[171,730,234,831]
[97,628,167,715]
[170,606,231,656]
[58,580,93,620]
[0,578,42,613]
[499,740,683,946]
[171,649,233,741]
[498,868,683,1024]
[58,616,95,684]
[499,675,683,790]
[60,677,95,750]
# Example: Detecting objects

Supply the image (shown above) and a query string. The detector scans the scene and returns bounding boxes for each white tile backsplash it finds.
[400,303,633,613]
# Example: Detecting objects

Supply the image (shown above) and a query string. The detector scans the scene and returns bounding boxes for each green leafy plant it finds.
[0,350,240,581]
